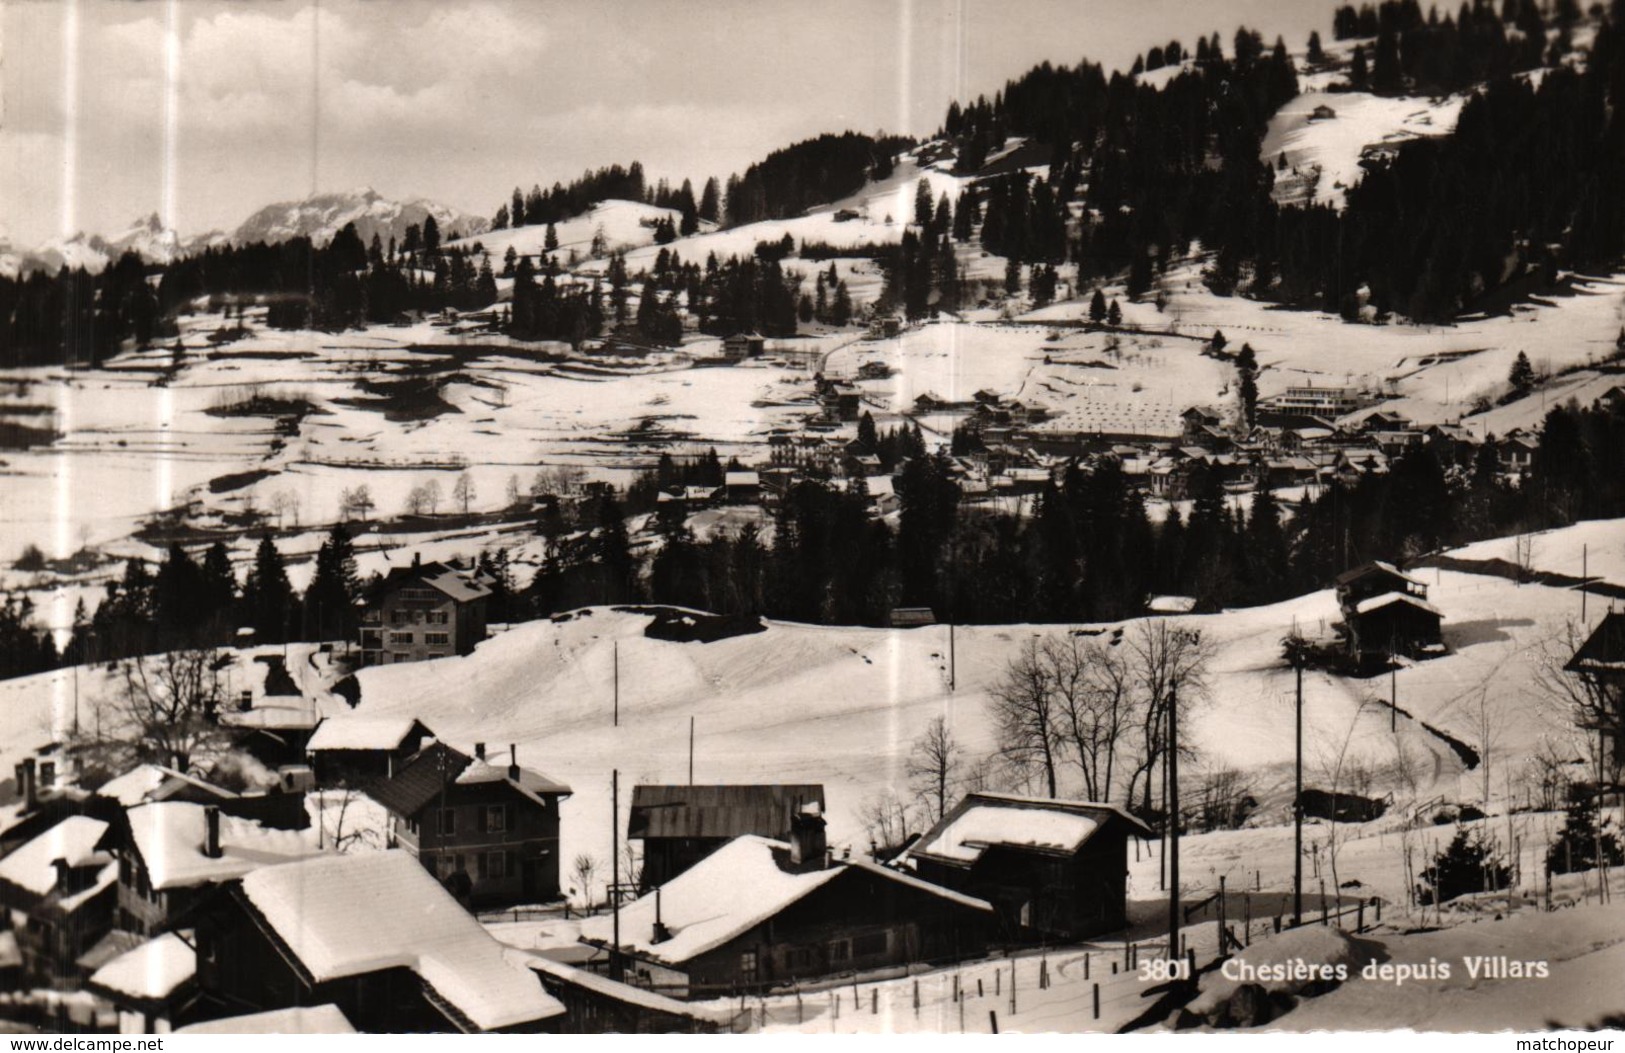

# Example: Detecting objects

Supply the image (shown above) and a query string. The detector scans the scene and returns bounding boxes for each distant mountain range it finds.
[0,188,486,277]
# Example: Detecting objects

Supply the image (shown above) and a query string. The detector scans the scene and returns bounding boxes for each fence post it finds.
[977,978,983,998]
[914,979,920,1017]
[872,990,877,1015]
[989,1010,999,1034]
[1084,953,1090,980]
[1093,982,1100,1020]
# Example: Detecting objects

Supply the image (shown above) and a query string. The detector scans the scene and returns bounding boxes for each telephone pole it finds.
[1167,682,1180,960]
[1294,654,1304,927]
[611,768,623,982]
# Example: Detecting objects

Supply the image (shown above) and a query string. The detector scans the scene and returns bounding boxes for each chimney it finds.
[51,858,71,892]
[203,805,222,859]
[508,744,519,782]
[651,886,671,944]
[474,742,486,761]
[19,758,36,811]
[789,803,827,870]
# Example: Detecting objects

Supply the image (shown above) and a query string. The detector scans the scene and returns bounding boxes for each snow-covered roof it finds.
[178,1005,355,1034]
[520,954,734,1024]
[0,815,109,897]
[306,715,424,753]
[903,792,1152,869]
[126,802,322,891]
[220,706,321,732]
[88,933,195,1002]
[1149,595,1198,613]
[1353,591,1443,617]
[1335,560,1424,588]
[454,756,572,803]
[240,851,563,1032]
[724,471,759,486]
[96,765,238,807]
[578,835,990,966]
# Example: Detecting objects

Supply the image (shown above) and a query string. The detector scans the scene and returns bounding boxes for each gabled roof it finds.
[87,933,195,1004]
[367,742,571,819]
[1352,591,1443,617]
[901,792,1153,870]
[239,851,564,1032]
[220,706,321,732]
[373,562,492,606]
[578,835,991,966]
[0,815,109,897]
[124,801,322,891]
[627,784,824,841]
[306,716,430,754]
[1565,612,1625,675]
[96,765,239,807]
[1333,560,1424,589]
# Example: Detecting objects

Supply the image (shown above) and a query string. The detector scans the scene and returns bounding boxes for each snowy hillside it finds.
[1264,90,1465,209]
[447,200,688,262]
[230,187,487,248]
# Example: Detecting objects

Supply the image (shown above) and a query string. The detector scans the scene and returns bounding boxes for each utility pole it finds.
[688,717,695,785]
[1582,544,1588,624]
[1390,655,1397,734]
[1294,654,1304,927]
[613,641,619,728]
[1167,681,1180,961]
[611,768,623,982]
[949,621,956,692]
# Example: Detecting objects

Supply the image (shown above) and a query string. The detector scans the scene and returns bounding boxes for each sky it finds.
[0,0,1344,247]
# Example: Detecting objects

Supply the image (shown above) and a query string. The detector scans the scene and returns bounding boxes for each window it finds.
[828,939,849,964]
[739,950,758,980]
[389,631,413,645]
[392,610,410,625]
[852,931,888,958]
[425,632,450,646]
[484,851,507,880]
[428,611,449,625]
[439,808,457,836]
[484,805,506,833]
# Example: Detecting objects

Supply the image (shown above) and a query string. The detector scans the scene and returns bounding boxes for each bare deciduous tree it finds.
[1532,619,1623,790]
[989,637,1063,797]
[113,648,230,772]
[858,790,916,857]
[453,473,475,515]
[907,715,962,823]
[1123,620,1213,815]
[572,853,598,912]
[1052,635,1134,802]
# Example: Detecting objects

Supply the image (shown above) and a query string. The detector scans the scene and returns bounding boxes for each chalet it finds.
[190,852,565,1032]
[1498,430,1538,473]
[1563,612,1625,772]
[896,793,1152,942]
[722,332,766,362]
[306,715,434,787]
[0,815,118,988]
[105,801,321,937]
[889,607,936,628]
[1597,385,1625,413]
[1279,426,1334,453]
[359,560,491,668]
[723,471,760,505]
[219,705,322,770]
[1310,103,1338,120]
[368,741,571,909]
[86,932,196,1034]
[1359,410,1412,432]
[579,813,994,999]
[832,209,862,223]
[1425,423,1477,468]
[857,360,892,380]
[628,783,824,888]
[1334,561,1444,661]
[1369,429,1424,459]
[1181,406,1224,445]
[819,383,862,423]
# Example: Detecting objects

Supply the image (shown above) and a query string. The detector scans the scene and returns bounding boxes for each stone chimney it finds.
[203,805,222,859]
[508,744,519,782]
[789,803,827,870]
[474,742,486,761]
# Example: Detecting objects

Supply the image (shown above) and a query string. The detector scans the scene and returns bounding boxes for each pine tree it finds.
[699,177,721,224]
[242,536,295,644]
[1089,288,1108,324]
[545,223,559,252]
[1509,350,1536,394]
[303,525,360,642]
[512,187,526,227]
[1107,299,1123,326]
[1308,30,1325,63]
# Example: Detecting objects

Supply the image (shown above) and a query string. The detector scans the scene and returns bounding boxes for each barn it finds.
[896,793,1152,942]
